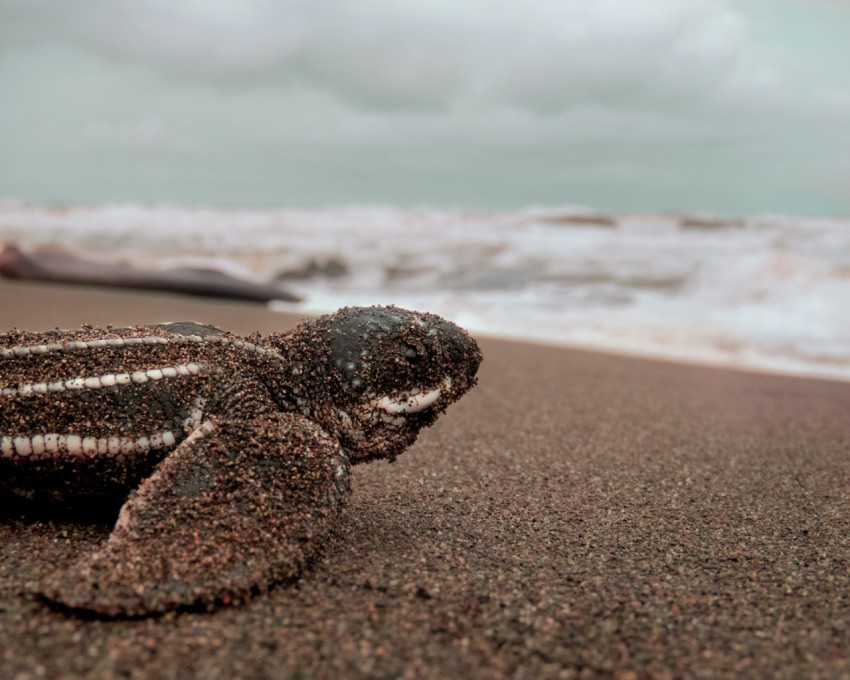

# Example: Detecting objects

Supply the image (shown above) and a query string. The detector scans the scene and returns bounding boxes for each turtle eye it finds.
[402,344,420,361]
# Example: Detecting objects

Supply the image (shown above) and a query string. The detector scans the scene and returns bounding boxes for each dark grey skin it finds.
[0,306,482,616]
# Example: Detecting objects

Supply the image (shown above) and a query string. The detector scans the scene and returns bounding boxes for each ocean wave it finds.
[1,200,848,381]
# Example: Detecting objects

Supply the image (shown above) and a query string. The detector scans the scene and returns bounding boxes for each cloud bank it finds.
[1,0,848,213]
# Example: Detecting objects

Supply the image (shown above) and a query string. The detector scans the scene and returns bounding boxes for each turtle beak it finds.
[376,382,446,414]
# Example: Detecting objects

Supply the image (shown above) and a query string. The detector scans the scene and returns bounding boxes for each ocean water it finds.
[1,201,848,382]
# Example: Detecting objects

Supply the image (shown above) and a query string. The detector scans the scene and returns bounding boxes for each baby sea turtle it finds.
[0,306,482,617]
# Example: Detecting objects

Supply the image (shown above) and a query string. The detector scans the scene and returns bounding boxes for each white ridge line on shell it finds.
[375,377,452,414]
[0,335,172,358]
[202,336,269,356]
[1,333,289,369]
[1,428,182,460]
[0,363,205,398]
[0,393,212,458]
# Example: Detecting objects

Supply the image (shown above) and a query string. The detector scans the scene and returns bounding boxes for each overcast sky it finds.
[1,0,849,215]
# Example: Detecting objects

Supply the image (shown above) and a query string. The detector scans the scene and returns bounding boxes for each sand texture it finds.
[1,280,849,679]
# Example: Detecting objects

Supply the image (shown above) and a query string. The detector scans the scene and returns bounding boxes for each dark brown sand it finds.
[2,279,849,679]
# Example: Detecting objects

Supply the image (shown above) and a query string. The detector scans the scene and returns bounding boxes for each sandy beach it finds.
[1,279,849,679]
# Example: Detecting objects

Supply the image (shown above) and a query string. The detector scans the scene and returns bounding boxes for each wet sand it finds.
[2,279,849,679]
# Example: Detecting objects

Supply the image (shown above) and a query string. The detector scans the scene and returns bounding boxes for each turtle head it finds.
[276,306,482,463]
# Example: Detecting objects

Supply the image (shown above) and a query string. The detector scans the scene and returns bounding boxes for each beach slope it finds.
[1,280,849,679]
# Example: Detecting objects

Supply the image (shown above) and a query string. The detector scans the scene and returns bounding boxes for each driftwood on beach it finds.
[0,245,300,303]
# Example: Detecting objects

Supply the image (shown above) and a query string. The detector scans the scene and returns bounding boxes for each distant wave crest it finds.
[1,200,848,382]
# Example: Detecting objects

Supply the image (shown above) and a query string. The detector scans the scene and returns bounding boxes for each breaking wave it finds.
[1,200,848,382]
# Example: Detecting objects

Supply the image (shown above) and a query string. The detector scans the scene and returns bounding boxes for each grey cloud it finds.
[1,0,849,214]
[0,0,781,115]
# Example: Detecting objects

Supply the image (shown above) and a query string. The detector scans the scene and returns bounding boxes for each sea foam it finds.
[1,201,848,382]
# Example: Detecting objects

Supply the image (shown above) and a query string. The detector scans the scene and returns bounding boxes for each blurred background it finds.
[1,0,849,379]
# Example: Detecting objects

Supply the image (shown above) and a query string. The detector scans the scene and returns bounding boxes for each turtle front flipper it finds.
[38,413,350,617]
